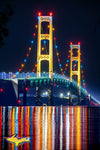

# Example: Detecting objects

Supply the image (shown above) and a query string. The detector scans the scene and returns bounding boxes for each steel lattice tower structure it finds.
[70,43,81,86]
[37,14,53,79]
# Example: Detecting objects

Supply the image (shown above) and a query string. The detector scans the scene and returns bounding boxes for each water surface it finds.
[0,106,100,150]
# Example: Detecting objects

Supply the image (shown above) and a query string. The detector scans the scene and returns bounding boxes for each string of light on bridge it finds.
[13,12,87,91]
[13,27,38,77]
[52,28,87,90]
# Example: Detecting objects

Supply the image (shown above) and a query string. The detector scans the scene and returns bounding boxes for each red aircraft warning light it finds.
[49,12,53,16]
[25,87,28,91]
[78,42,80,45]
[0,88,3,92]
[33,68,35,72]
[38,12,41,16]
[18,100,21,104]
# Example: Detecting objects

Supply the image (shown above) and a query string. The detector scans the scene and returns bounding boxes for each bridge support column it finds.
[70,43,81,87]
[48,81,53,106]
[23,90,27,106]
[78,87,81,104]
[18,87,20,104]
[78,95,81,105]
[36,86,42,106]
[37,15,53,79]
[69,93,73,105]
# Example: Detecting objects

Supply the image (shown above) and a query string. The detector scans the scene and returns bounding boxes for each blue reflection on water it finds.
[0,106,100,150]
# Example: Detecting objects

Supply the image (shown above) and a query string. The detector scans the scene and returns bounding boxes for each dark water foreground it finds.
[0,106,100,150]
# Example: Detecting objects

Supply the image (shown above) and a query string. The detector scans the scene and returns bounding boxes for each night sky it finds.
[0,0,100,100]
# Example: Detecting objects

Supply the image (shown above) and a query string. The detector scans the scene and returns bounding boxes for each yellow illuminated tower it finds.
[37,12,53,79]
[70,42,81,86]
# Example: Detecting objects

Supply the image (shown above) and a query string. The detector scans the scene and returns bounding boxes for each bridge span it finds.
[0,72,92,106]
[0,13,99,106]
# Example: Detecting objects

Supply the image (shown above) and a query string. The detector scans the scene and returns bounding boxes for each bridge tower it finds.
[70,42,81,86]
[37,13,53,79]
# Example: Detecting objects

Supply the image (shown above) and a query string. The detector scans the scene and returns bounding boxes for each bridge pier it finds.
[36,86,42,106]
[78,95,81,105]
[78,87,81,105]
[23,89,27,106]
[48,81,53,106]
[69,93,73,105]
[18,82,27,106]
[18,89,27,106]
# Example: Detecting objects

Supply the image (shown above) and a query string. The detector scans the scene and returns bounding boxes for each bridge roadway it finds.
[0,72,88,102]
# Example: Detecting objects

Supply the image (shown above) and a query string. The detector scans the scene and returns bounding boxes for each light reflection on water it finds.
[0,106,100,150]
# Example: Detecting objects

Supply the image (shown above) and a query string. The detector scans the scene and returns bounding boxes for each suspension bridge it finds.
[0,12,99,106]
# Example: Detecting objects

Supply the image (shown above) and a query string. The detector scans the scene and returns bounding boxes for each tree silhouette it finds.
[0,4,13,48]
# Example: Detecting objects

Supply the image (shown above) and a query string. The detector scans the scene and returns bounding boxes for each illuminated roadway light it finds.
[42,91,48,97]
[60,93,63,98]
[70,42,72,45]
[67,92,70,96]
[45,92,48,96]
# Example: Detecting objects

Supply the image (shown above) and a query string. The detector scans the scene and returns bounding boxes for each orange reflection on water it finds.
[33,107,43,150]
[3,106,88,150]
[69,107,74,150]
[36,107,43,150]
[77,107,81,150]
[27,106,30,150]
[12,107,15,150]
[24,106,30,150]
[47,107,52,150]
[8,107,12,150]
[18,106,21,150]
